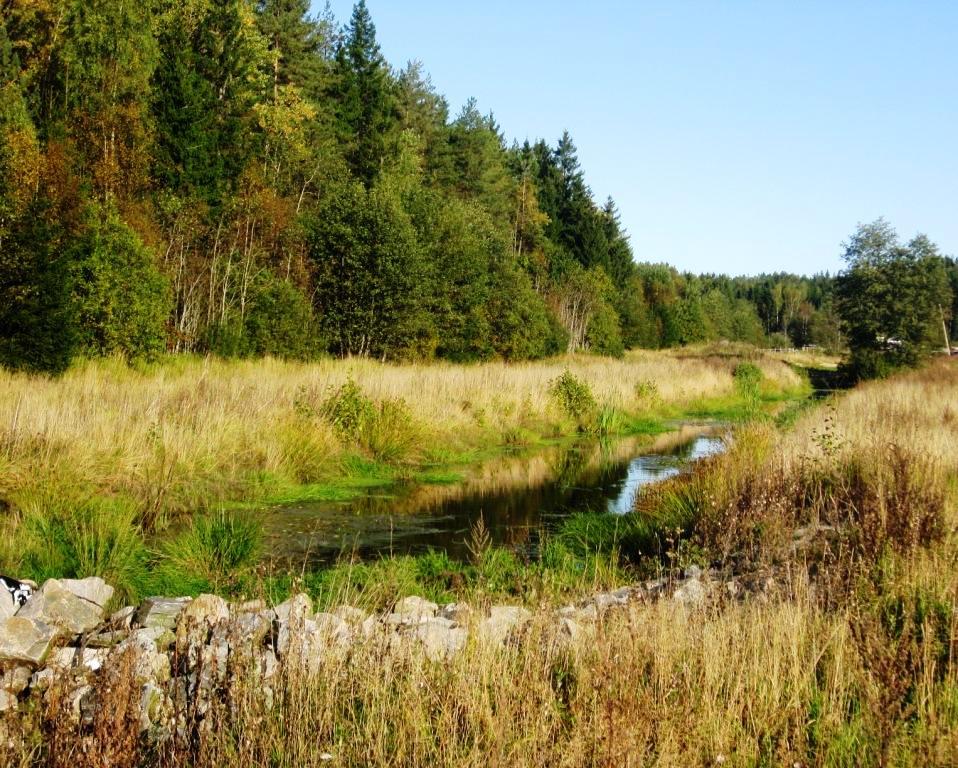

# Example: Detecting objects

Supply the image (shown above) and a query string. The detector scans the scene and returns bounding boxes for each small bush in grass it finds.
[733,361,763,408]
[319,379,420,463]
[157,510,262,594]
[13,493,149,603]
[320,378,375,441]
[549,370,597,431]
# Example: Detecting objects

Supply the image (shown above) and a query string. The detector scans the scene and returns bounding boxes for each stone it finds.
[29,668,55,692]
[0,689,16,712]
[1,665,31,696]
[58,578,114,608]
[393,596,438,621]
[557,617,584,643]
[332,605,369,627]
[0,592,17,621]
[109,605,136,629]
[235,599,267,613]
[673,578,707,606]
[229,611,272,650]
[86,629,129,648]
[46,647,109,674]
[140,682,169,733]
[0,617,57,667]
[257,649,279,681]
[17,579,107,635]
[439,602,472,623]
[313,613,352,645]
[135,597,191,631]
[593,591,628,612]
[274,593,313,624]
[176,594,229,657]
[683,565,703,580]
[612,586,635,602]
[414,620,467,661]
[574,604,599,622]
[114,633,171,685]
[479,606,531,646]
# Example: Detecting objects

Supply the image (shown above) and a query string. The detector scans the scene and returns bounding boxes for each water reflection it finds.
[261,425,725,568]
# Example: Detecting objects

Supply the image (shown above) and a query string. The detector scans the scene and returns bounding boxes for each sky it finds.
[317,1,958,276]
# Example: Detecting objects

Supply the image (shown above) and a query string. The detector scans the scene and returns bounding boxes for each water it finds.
[262,426,725,568]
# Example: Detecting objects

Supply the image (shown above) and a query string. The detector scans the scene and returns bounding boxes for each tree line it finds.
[0,1,955,373]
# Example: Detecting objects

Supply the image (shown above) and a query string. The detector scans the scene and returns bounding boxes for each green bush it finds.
[733,361,763,403]
[549,370,596,428]
[14,495,149,603]
[69,203,171,361]
[319,379,420,463]
[156,510,262,593]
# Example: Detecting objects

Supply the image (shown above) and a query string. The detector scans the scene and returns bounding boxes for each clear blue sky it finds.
[317,1,957,276]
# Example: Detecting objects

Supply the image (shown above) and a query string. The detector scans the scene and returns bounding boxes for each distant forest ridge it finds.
[1,1,956,371]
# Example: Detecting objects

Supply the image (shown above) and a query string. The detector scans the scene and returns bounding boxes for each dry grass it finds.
[0,350,802,520]
[2,359,957,767]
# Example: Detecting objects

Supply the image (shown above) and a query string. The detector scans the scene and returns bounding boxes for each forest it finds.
[1,0,956,374]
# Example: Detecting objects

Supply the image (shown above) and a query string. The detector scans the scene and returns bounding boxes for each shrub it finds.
[319,380,420,463]
[549,370,596,429]
[156,511,262,594]
[733,361,763,402]
[14,494,149,603]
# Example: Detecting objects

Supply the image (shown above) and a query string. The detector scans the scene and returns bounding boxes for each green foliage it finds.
[548,370,596,427]
[836,220,952,380]
[319,379,420,463]
[0,202,77,374]
[10,493,149,604]
[69,204,170,361]
[733,361,763,403]
[156,511,262,594]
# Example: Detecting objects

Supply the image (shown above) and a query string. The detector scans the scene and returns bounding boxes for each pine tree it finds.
[332,0,396,185]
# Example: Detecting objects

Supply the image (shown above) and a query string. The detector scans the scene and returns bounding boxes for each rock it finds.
[46,647,109,674]
[1,665,31,696]
[0,591,17,621]
[58,578,114,608]
[313,613,352,646]
[86,629,129,648]
[235,599,267,613]
[393,596,438,621]
[140,682,170,733]
[274,593,312,625]
[683,565,703,580]
[0,689,16,712]
[64,684,94,726]
[180,594,229,628]
[176,594,229,657]
[557,617,584,644]
[414,620,467,661]
[332,605,368,627]
[29,668,55,692]
[612,586,636,602]
[229,611,272,650]
[109,605,136,629]
[135,597,191,631]
[479,606,531,646]
[257,649,279,681]
[0,617,57,667]
[574,604,599,622]
[17,579,108,635]
[673,578,708,606]
[114,632,171,685]
[593,591,628,612]
[439,602,472,623]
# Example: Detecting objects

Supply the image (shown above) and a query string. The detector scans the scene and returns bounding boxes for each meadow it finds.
[0,347,806,600]
[3,355,956,767]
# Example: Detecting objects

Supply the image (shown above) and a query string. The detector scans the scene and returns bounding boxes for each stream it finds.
[261,423,726,568]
